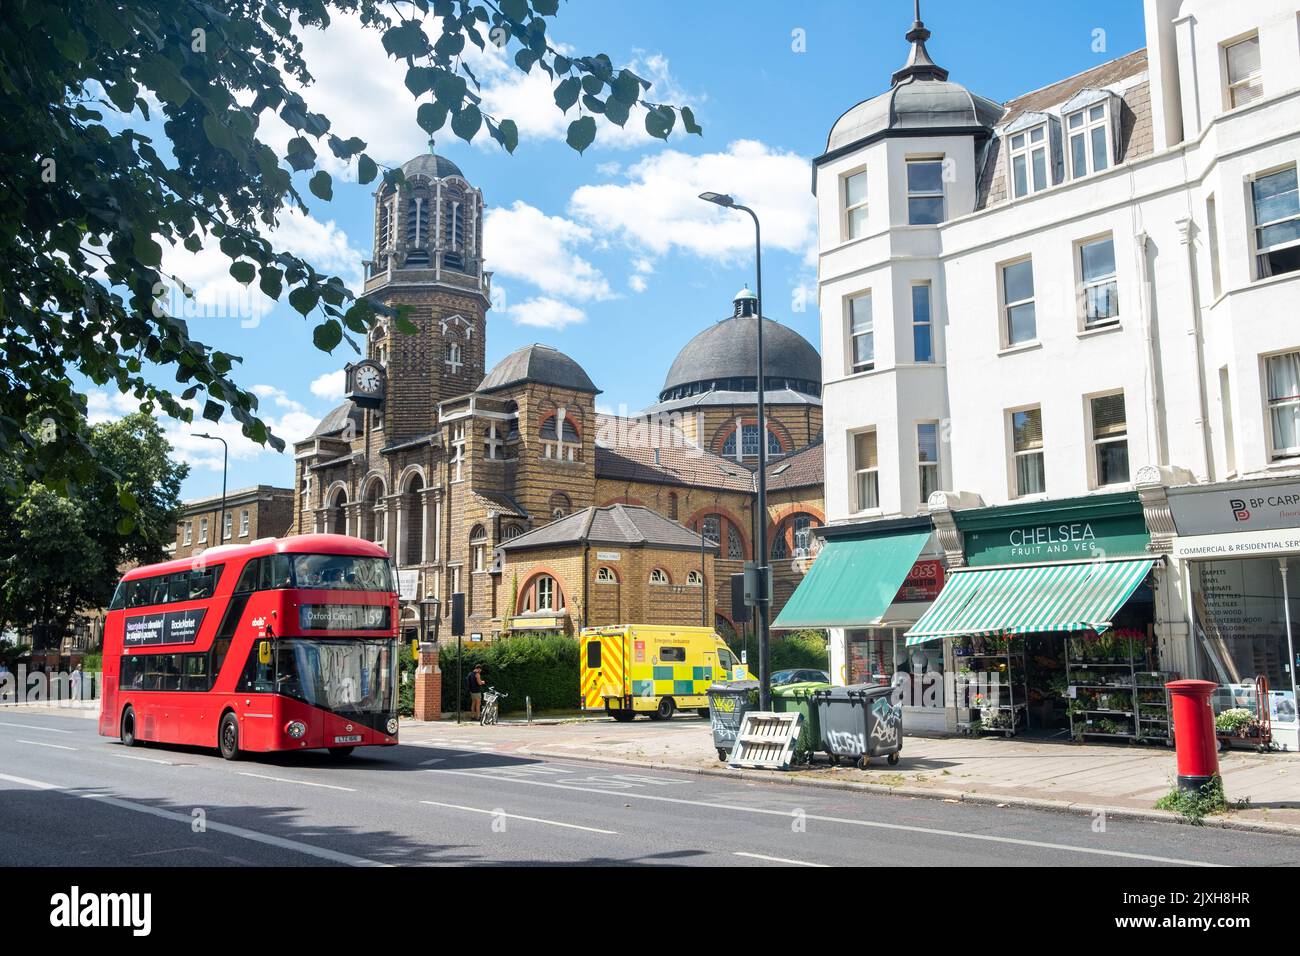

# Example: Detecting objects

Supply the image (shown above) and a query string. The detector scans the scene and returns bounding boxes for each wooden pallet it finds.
[728,711,803,770]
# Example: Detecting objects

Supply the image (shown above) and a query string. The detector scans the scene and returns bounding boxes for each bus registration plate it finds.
[334,734,363,744]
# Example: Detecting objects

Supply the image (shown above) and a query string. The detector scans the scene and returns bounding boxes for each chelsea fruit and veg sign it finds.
[961,504,1149,567]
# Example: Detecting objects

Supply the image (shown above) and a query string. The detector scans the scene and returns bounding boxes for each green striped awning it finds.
[904,558,1155,646]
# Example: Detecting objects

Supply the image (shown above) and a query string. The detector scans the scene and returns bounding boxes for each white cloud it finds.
[569,139,816,264]
[504,297,586,330]
[310,370,346,402]
[629,275,647,293]
[484,201,612,302]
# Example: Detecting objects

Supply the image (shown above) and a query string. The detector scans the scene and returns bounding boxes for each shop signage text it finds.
[894,559,944,603]
[1170,481,1300,535]
[965,514,1148,566]
[1173,527,1300,559]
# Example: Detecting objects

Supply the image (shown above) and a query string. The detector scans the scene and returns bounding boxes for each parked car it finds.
[770,668,831,687]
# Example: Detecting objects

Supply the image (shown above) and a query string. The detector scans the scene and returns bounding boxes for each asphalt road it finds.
[0,710,1295,867]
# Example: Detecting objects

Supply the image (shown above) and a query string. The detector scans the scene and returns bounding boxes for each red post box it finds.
[1166,679,1219,792]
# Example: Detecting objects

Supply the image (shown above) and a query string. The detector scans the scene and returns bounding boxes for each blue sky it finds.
[85,0,1146,499]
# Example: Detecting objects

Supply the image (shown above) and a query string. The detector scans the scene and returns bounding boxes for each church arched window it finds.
[541,411,580,461]
[549,492,572,519]
[446,341,463,373]
[442,186,466,271]
[405,186,431,266]
[596,566,618,584]
[469,524,488,572]
[722,424,784,461]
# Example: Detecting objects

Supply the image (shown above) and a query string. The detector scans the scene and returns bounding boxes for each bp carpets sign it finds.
[1169,481,1300,535]
[964,514,1149,566]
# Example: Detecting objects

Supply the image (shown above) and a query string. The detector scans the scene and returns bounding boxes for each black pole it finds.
[195,433,229,545]
[736,205,771,710]
[700,520,707,626]
[456,633,462,725]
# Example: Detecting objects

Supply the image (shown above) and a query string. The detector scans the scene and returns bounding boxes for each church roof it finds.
[478,344,599,395]
[307,401,363,440]
[765,439,824,491]
[499,504,715,553]
[400,152,465,181]
[660,314,821,400]
[596,443,756,493]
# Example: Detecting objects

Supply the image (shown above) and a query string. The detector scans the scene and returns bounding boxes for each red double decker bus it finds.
[98,534,400,760]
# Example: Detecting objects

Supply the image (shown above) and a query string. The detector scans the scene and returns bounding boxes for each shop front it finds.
[773,517,952,732]
[913,493,1171,741]
[1165,477,1300,751]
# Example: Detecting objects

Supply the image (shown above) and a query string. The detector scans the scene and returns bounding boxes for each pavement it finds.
[395,711,1300,835]
[1,704,1297,866]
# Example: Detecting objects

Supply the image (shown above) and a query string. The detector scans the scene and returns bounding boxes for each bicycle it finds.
[481,686,507,726]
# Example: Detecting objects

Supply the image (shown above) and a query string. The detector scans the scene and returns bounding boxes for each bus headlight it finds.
[285,721,307,739]
[386,718,398,736]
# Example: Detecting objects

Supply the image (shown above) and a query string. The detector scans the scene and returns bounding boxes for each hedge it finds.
[770,630,829,671]
[398,633,581,717]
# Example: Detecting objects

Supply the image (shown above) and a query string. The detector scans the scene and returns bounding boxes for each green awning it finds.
[772,529,932,630]
[904,558,1155,646]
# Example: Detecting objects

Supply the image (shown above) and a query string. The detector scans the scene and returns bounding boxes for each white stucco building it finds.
[781,0,1300,741]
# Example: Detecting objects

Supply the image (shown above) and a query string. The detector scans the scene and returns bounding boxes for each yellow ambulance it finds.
[581,624,751,721]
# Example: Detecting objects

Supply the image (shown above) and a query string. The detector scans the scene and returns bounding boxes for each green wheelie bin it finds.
[770,681,831,764]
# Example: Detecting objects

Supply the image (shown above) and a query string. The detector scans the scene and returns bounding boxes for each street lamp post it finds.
[193,432,228,545]
[699,191,772,709]
[419,594,440,647]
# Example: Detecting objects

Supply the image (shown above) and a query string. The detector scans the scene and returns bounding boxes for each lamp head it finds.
[698,191,735,207]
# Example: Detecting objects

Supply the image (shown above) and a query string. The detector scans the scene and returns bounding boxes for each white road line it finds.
[0,721,75,734]
[16,739,77,751]
[111,752,176,766]
[428,769,1224,868]
[735,851,828,867]
[420,799,618,834]
[238,772,355,792]
[419,758,445,766]
[0,772,388,867]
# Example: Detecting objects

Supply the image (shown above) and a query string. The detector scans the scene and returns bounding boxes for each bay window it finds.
[843,169,868,240]
[1266,351,1300,459]
[1252,166,1300,279]
[1225,35,1263,109]
[906,159,945,224]
[848,292,874,373]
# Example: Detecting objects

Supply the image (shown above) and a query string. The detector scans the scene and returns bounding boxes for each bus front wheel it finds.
[120,706,137,748]
[218,712,241,761]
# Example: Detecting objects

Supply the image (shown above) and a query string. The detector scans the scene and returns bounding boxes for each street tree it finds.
[0,413,187,645]
[0,0,700,499]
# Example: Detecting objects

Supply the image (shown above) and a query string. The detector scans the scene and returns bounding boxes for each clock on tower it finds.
[344,359,386,409]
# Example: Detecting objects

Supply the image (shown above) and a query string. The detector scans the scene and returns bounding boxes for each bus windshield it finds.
[266,638,397,717]
[289,554,393,591]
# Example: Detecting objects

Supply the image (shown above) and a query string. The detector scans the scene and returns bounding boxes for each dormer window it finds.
[1066,103,1110,179]
[1009,125,1049,198]
[906,159,945,224]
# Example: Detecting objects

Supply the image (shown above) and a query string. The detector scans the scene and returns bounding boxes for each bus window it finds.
[239,643,277,694]
[211,637,233,683]
[168,574,189,603]
[587,641,601,668]
[109,581,126,611]
[183,654,209,692]
[260,554,292,590]
[234,559,260,594]
[660,646,686,662]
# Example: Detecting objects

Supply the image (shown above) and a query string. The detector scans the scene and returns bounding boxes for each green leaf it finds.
[566,115,596,154]
[202,400,223,423]
[681,106,702,135]
[500,0,527,21]
[289,286,320,316]
[382,21,428,58]
[133,233,162,268]
[451,104,482,141]
[604,96,629,127]
[312,320,343,352]
[285,136,316,171]
[183,234,203,253]
[117,488,139,513]
[496,119,519,153]
[645,105,675,139]
[554,76,580,112]
[309,170,333,201]
[258,267,283,299]
[433,72,468,107]
[417,101,448,134]
[116,516,136,535]
[229,262,256,285]
[357,153,379,185]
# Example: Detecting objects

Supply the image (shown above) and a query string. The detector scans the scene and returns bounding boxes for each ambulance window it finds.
[587,642,601,668]
[718,648,735,668]
[661,646,686,662]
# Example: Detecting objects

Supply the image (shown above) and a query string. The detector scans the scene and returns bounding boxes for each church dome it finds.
[478,344,598,395]
[824,9,1003,154]
[658,290,821,403]
[307,401,364,440]
[400,152,465,181]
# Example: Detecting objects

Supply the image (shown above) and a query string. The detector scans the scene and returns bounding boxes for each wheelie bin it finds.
[812,683,903,769]
[706,680,760,761]
[770,681,830,764]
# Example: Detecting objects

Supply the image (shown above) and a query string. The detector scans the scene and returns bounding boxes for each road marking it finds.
[16,739,77,751]
[0,772,388,867]
[419,757,445,766]
[735,851,828,867]
[112,752,176,766]
[428,769,1224,868]
[0,721,76,734]
[238,772,355,792]
[420,800,617,835]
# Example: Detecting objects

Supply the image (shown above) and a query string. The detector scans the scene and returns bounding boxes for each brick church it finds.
[289,150,824,646]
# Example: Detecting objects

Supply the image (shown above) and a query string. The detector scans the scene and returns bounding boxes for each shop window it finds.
[1011,406,1045,496]
[1008,124,1049,198]
[847,627,945,709]
[1224,34,1263,109]
[1265,351,1300,459]
[1191,558,1291,696]
[842,168,868,240]
[917,422,940,504]
[906,158,945,224]
[1251,166,1300,279]
[1066,103,1110,178]
[912,282,934,363]
[1078,235,1119,328]
[853,430,879,511]
[848,291,873,373]
[649,568,670,586]
[1089,392,1129,486]
[1002,258,1036,346]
